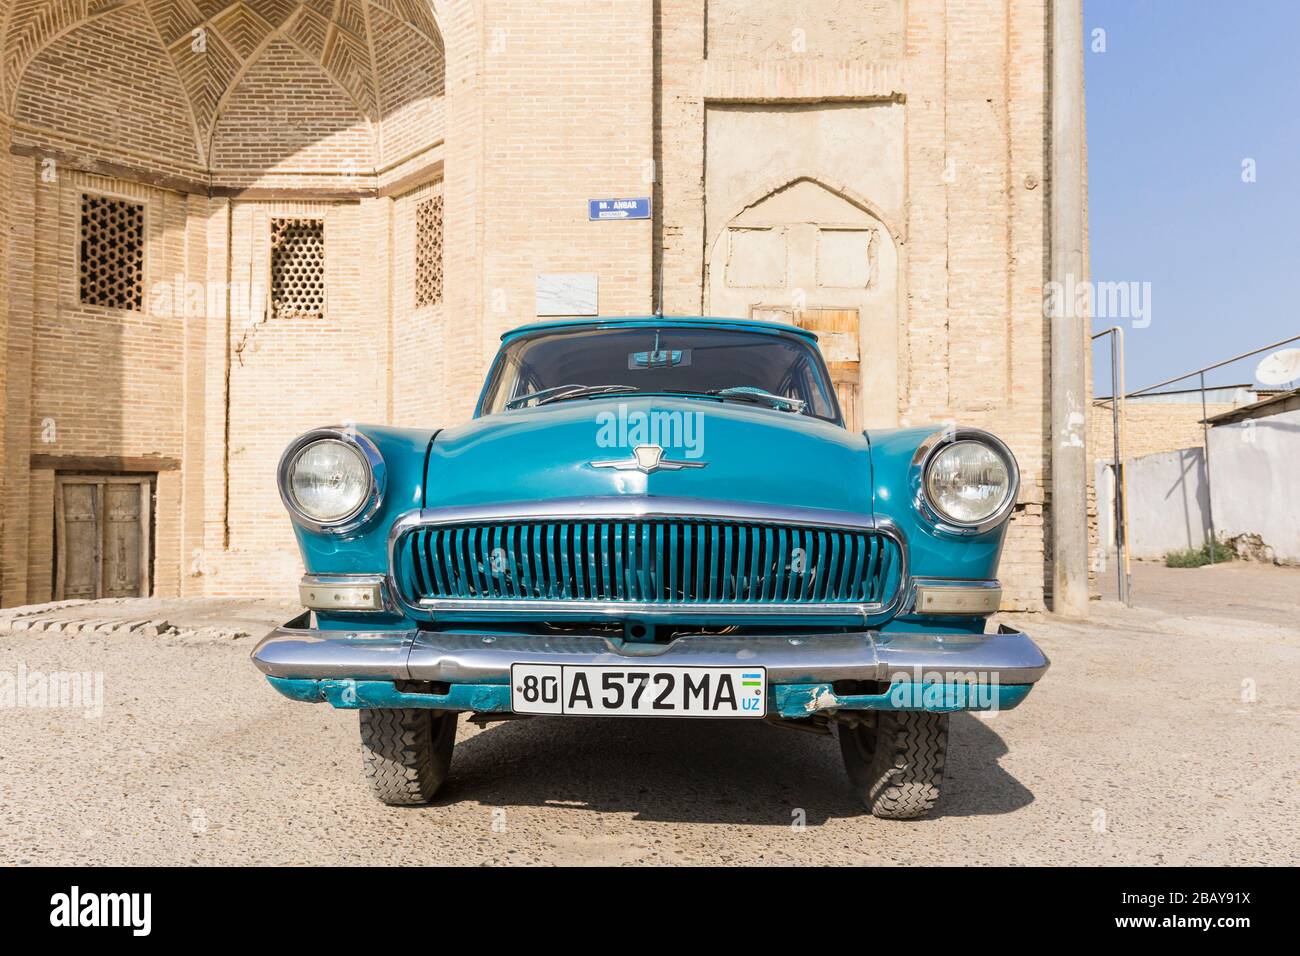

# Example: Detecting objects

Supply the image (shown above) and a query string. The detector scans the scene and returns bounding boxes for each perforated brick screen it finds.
[80,194,145,310]
[270,218,326,319]
[415,195,443,308]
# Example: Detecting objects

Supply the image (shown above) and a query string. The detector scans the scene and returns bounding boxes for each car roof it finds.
[499,315,819,343]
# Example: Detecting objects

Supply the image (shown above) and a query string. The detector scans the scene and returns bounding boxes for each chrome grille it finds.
[393,518,901,609]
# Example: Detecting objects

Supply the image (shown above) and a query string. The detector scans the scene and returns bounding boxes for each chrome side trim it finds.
[389,495,883,531]
[277,427,387,537]
[384,499,909,622]
[250,617,1050,686]
[909,428,1020,536]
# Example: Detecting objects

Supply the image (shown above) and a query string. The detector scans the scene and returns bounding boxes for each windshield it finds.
[479,326,841,423]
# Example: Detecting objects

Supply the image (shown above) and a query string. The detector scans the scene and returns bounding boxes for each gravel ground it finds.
[2,562,1297,866]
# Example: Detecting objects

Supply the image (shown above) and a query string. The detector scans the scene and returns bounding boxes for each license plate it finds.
[510,664,767,718]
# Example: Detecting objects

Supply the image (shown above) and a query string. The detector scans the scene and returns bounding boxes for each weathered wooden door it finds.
[751,307,861,430]
[56,479,101,599]
[55,476,152,600]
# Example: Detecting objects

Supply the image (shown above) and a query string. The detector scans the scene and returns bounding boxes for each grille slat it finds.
[398,518,901,609]
[411,533,430,596]
[822,532,838,602]
[776,528,789,601]
[639,524,653,601]
[437,528,453,595]
[877,535,893,603]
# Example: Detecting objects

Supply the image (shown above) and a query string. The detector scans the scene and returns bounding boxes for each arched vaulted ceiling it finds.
[0,1,445,171]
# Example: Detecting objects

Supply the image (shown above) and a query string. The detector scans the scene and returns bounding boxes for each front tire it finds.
[838,711,948,819]
[359,708,457,805]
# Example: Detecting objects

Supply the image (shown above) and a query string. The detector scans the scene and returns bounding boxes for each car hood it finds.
[425,396,874,516]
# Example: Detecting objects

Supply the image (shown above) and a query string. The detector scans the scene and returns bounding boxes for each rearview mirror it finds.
[628,349,691,370]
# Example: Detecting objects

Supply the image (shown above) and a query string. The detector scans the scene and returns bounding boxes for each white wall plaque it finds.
[536,273,598,316]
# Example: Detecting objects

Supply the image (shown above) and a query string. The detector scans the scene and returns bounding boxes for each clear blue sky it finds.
[1085,0,1300,392]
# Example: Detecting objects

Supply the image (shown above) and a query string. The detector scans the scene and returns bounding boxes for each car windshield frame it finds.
[476,324,844,425]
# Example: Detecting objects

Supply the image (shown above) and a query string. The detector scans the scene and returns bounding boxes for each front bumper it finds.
[252,613,1049,717]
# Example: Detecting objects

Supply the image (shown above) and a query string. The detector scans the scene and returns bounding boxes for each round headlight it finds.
[286,439,371,523]
[924,440,1013,526]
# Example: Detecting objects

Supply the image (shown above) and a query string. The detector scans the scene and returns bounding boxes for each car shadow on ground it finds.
[436,711,1033,824]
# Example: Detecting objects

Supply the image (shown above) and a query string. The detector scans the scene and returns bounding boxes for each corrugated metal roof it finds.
[1204,388,1300,425]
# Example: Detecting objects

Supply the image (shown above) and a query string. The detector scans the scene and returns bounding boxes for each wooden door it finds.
[752,307,861,430]
[55,476,152,600]
[56,480,101,599]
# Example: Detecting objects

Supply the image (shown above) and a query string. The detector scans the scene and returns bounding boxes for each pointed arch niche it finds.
[705,178,901,429]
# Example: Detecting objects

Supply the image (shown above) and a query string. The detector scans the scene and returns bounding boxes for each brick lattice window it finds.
[270,218,326,319]
[415,195,443,308]
[80,194,144,310]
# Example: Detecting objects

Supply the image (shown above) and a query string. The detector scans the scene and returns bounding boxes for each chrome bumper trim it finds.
[251,616,1049,686]
[250,611,416,679]
[413,597,887,621]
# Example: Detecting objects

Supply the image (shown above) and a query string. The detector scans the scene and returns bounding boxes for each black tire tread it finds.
[840,711,948,819]
[359,708,456,806]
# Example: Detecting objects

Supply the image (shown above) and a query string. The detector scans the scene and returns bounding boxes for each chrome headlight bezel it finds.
[911,428,1019,535]
[277,428,386,535]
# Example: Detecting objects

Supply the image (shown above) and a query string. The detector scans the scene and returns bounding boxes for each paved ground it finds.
[2,562,1297,865]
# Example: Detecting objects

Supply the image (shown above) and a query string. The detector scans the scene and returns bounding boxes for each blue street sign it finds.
[588,197,651,221]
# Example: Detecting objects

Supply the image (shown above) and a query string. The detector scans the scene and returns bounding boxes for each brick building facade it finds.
[0,0,1072,610]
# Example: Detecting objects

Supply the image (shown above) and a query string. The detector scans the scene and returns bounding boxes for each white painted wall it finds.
[1118,448,1209,559]
[1207,408,1300,563]
[1095,407,1300,564]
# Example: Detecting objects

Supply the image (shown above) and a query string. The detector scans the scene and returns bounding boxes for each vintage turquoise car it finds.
[252,316,1048,818]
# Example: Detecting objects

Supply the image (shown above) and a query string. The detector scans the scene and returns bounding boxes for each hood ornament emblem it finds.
[590,444,708,475]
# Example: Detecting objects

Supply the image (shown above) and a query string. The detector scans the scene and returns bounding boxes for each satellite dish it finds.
[1255,348,1300,386]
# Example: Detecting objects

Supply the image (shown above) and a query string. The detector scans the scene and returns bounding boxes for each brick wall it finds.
[1,1,1064,610]
[0,113,10,602]
[372,5,446,169]
[7,167,204,603]
[2,154,38,605]
[655,0,1053,609]
[391,180,448,425]
[213,199,388,595]
[707,0,904,60]
[475,0,655,371]
[210,38,375,189]
[0,110,9,596]
[12,6,203,179]
[1089,401,1241,463]
[0,3,449,604]
[31,174,187,463]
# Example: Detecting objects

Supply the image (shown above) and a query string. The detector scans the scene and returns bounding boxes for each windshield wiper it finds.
[505,384,637,409]
[706,386,806,413]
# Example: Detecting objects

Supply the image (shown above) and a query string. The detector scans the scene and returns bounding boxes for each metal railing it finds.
[1092,327,1131,605]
